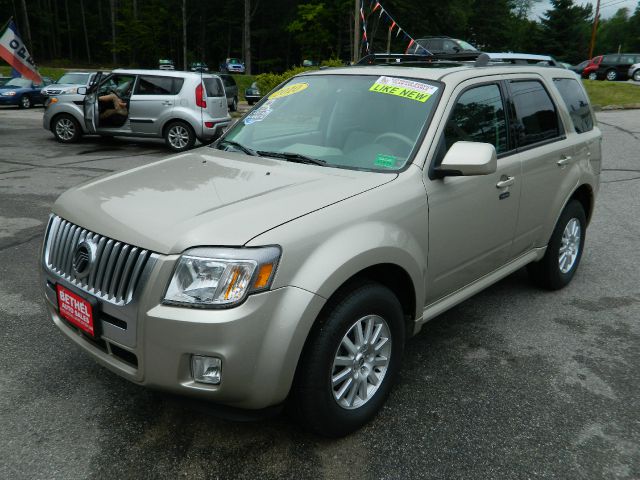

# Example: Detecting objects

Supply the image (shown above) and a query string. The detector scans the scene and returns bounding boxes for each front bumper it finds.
[42,255,325,409]
[0,96,18,105]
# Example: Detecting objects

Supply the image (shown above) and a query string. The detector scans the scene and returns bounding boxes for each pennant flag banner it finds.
[359,0,430,56]
[0,19,42,83]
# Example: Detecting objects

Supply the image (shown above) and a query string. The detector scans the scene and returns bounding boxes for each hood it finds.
[43,83,81,90]
[53,149,396,254]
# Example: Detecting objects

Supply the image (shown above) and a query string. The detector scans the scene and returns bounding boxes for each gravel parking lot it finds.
[0,106,639,479]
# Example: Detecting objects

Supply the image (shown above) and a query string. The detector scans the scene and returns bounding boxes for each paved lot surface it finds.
[0,107,639,479]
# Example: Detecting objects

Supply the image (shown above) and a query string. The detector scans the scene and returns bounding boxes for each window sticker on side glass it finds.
[244,99,275,125]
[369,76,438,103]
[269,82,309,100]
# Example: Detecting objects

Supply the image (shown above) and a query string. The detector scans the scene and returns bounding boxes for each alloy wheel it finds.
[168,125,190,149]
[559,218,581,274]
[331,314,392,410]
[55,118,75,141]
[606,70,617,81]
[21,96,31,108]
[588,72,597,80]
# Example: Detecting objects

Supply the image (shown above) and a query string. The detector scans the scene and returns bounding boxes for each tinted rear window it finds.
[510,80,561,147]
[553,78,593,134]
[203,78,224,97]
[135,76,183,95]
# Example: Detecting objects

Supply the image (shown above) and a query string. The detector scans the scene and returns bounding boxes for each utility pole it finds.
[588,0,600,59]
[353,0,360,63]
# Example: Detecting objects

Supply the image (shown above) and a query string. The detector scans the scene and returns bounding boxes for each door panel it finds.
[129,75,177,135]
[425,82,521,303]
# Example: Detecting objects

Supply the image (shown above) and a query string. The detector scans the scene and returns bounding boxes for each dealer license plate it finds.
[56,285,96,337]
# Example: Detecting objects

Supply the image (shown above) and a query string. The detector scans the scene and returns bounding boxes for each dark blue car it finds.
[0,76,52,108]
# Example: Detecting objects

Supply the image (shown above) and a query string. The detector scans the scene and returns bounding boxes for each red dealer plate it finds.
[56,285,96,337]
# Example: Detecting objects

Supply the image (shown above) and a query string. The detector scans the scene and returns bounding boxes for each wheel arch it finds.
[570,183,595,225]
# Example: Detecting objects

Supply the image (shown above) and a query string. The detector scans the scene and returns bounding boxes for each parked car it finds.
[569,59,590,76]
[629,62,640,82]
[189,62,209,73]
[43,69,231,151]
[244,81,261,105]
[41,71,98,98]
[0,76,53,108]
[219,57,245,73]
[0,75,11,86]
[407,36,478,56]
[583,56,602,80]
[41,62,600,437]
[158,59,175,71]
[587,53,640,81]
[214,72,239,111]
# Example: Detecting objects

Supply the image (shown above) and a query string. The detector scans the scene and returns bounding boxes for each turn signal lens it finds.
[253,263,274,289]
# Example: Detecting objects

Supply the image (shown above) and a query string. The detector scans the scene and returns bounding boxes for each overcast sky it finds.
[530,0,639,20]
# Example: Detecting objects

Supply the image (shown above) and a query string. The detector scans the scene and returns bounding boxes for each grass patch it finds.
[583,80,640,107]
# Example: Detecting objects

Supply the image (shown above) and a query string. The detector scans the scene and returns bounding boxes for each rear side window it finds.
[553,78,594,134]
[135,76,183,95]
[603,55,619,63]
[443,83,508,154]
[221,75,236,88]
[203,78,224,97]
[510,80,561,147]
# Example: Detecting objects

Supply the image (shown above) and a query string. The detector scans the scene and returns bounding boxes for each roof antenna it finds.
[474,53,490,67]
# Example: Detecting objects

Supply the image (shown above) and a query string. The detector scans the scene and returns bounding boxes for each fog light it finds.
[191,355,222,385]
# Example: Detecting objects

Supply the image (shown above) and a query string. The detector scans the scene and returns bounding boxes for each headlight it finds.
[164,246,281,308]
[62,87,78,94]
[2,91,17,96]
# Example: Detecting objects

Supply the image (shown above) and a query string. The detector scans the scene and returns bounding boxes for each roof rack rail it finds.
[357,52,481,65]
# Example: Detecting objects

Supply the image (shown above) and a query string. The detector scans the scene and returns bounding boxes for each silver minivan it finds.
[43,69,231,151]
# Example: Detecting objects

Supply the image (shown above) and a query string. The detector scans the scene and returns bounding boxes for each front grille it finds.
[46,89,62,95]
[45,216,152,305]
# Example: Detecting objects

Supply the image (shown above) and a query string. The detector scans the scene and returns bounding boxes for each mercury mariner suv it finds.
[41,60,601,437]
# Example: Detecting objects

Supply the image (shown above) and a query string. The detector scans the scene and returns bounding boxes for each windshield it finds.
[229,58,242,64]
[216,74,440,172]
[456,40,477,51]
[57,73,90,84]
[4,78,30,88]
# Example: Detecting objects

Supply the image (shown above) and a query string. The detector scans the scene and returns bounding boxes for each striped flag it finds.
[0,19,42,83]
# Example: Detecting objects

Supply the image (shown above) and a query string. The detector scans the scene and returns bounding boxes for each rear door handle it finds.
[496,176,515,188]
[557,155,572,166]
[161,101,173,106]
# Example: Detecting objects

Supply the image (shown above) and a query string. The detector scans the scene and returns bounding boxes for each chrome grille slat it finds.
[44,216,153,306]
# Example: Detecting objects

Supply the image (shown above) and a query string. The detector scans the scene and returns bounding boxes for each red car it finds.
[583,56,603,80]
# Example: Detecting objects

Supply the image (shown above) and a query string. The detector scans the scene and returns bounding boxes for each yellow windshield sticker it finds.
[269,82,309,99]
[369,76,438,103]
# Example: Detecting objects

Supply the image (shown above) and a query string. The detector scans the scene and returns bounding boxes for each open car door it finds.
[83,71,103,134]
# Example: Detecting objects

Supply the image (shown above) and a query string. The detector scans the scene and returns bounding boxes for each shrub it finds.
[256,59,346,97]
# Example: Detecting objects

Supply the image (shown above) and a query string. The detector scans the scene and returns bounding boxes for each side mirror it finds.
[434,141,497,178]
[77,86,87,95]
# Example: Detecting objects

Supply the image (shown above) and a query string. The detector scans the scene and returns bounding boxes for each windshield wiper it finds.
[216,139,258,156]
[256,150,327,166]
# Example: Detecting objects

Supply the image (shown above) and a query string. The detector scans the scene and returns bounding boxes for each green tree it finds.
[539,0,593,63]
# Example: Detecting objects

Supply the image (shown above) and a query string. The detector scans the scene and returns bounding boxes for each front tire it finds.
[528,200,587,290]
[633,70,640,82]
[588,72,598,80]
[290,281,405,437]
[52,114,82,143]
[19,95,32,109]
[164,121,196,152]
[605,69,618,81]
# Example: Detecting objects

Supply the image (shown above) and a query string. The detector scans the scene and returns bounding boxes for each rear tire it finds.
[164,121,196,152]
[528,200,587,290]
[19,95,32,109]
[605,69,618,81]
[52,114,82,143]
[230,97,238,112]
[588,72,598,80]
[633,70,640,82]
[290,281,405,437]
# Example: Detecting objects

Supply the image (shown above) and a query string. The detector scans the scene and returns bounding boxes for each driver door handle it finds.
[557,155,572,166]
[496,176,515,189]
